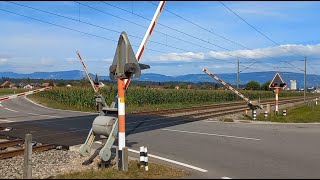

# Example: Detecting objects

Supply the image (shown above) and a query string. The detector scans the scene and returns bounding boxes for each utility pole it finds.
[237,59,240,90]
[304,56,307,103]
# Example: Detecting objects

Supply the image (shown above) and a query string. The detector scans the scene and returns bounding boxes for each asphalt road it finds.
[1,97,320,179]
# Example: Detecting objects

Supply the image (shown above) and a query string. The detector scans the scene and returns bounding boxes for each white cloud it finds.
[66,57,78,62]
[148,44,320,62]
[146,52,205,62]
[0,58,8,63]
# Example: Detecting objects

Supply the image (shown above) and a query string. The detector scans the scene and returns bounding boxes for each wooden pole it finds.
[23,134,32,179]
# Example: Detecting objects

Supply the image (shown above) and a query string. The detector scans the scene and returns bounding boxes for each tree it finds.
[261,81,271,91]
[245,81,260,90]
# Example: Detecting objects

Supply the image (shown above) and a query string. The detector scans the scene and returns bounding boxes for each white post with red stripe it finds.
[124,1,166,90]
[203,68,253,105]
[117,78,126,171]
[76,51,98,93]
[275,88,279,115]
[0,87,52,102]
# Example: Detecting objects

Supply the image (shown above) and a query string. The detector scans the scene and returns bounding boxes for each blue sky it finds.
[0,1,320,77]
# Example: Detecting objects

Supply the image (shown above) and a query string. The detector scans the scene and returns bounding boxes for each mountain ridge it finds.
[0,70,319,87]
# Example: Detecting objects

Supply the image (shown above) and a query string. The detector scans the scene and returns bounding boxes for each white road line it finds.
[0,119,14,123]
[221,176,232,179]
[125,148,208,173]
[27,113,61,118]
[25,97,97,114]
[0,103,3,107]
[161,129,261,141]
[202,120,219,123]
[4,108,18,113]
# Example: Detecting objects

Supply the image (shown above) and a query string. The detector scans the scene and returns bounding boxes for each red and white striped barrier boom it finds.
[76,51,98,93]
[0,86,52,102]
[203,68,253,105]
[124,1,166,90]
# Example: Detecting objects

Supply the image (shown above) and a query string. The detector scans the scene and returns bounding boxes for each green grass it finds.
[55,160,190,179]
[256,103,320,123]
[0,88,29,96]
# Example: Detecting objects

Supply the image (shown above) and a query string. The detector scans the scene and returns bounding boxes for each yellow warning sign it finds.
[120,97,125,103]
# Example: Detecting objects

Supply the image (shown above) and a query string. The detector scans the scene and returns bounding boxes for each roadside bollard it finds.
[139,146,149,171]
[252,109,256,120]
[316,98,318,106]
[144,147,148,171]
[282,110,287,116]
[264,111,268,120]
[139,146,145,168]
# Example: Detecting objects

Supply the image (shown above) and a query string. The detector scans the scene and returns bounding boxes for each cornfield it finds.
[32,86,305,110]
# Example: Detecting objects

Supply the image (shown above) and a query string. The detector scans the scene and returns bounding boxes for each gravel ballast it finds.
[0,149,98,179]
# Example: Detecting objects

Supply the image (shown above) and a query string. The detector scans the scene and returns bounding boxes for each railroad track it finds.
[0,139,56,160]
[131,96,318,116]
[178,96,318,119]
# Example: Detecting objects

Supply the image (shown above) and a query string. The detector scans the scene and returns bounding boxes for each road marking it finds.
[0,119,14,123]
[80,142,207,173]
[161,129,261,141]
[0,103,3,107]
[221,176,232,179]
[123,147,208,173]
[202,120,219,123]
[27,113,61,118]
[4,108,18,112]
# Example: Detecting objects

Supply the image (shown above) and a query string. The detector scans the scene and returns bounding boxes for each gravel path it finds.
[0,149,98,179]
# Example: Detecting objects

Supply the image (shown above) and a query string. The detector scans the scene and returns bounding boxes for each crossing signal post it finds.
[109,32,150,171]
[269,72,286,115]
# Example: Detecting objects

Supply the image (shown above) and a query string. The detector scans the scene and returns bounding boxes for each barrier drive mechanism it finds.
[79,32,150,171]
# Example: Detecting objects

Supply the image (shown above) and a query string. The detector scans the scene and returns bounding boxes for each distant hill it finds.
[0,70,319,87]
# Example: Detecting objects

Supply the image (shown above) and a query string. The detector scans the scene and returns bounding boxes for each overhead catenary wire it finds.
[148,1,303,71]
[99,1,274,66]
[218,1,305,58]
[0,7,167,55]
[7,1,195,54]
[2,2,241,68]
[74,1,254,65]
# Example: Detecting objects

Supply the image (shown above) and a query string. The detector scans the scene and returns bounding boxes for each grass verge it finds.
[55,160,190,179]
[255,103,320,123]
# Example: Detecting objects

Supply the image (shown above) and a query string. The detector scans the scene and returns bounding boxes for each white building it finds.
[290,80,297,90]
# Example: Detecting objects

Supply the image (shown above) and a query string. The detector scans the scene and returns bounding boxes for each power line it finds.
[307,61,318,75]
[78,1,254,64]
[6,1,194,54]
[99,1,269,64]
[149,1,303,72]
[0,7,168,55]
[0,5,240,67]
[219,1,305,58]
